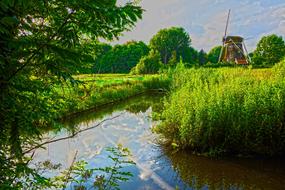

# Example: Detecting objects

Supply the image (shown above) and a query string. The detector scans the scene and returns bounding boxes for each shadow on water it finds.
[163,149,285,190]
[33,93,285,190]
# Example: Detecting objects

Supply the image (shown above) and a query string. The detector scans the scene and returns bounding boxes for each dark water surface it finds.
[32,93,285,190]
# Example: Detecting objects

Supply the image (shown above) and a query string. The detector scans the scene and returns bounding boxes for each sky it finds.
[115,0,285,52]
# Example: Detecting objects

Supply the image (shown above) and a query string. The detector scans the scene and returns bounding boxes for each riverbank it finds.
[51,74,170,121]
[155,60,285,157]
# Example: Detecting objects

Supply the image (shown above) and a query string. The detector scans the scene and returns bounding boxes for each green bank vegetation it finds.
[50,74,169,120]
[155,60,285,157]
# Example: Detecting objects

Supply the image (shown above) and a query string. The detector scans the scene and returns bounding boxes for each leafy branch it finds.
[51,145,135,190]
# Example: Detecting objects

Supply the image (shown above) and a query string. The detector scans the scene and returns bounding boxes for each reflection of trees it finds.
[62,93,163,131]
[125,99,152,114]
[164,150,285,190]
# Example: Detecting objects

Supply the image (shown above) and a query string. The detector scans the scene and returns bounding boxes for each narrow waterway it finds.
[32,93,285,190]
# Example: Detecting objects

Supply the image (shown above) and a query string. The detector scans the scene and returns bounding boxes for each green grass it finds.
[73,74,146,85]
[49,74,170,120]
[155,60,285,157]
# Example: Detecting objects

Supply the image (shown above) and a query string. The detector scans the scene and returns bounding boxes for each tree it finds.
[77,41,112,73]
[198,49,208,65]
[0,0,142,188]
[131,50,162,74]
[184,47,199,66]
[208,46,222,64]
[149,27,192,64]
[92,42,113,72]
[252,34,285,65]
[95,41,149,73]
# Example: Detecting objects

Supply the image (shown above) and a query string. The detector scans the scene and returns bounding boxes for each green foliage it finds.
[252,34,285,66]
[46,74,169,120]
[186,47,199,66]
[207,46,222,64]
[0,0,143,188]
[9,145,135,190]
[95,41,149,73]
[131,50,162,74]
[201,63,235,68]
[274,57,285,78]
[77,42,112,74]
[51,145,135,190]
[149,27,196,65]
[197,49,208,65]
[168,51,178,67]
[155,62,285,156]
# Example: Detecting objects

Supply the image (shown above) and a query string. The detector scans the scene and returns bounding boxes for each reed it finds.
[156,60,285,156]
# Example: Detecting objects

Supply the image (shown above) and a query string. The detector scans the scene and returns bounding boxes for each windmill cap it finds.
[224,36,244,42]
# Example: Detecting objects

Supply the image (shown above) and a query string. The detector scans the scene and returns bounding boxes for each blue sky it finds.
[115,0,285,52]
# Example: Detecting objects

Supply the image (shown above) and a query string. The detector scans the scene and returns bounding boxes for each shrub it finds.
[131,50,162,74]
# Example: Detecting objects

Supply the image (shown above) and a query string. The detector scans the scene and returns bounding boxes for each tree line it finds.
[84,28,285,74]
[86,27,205,74]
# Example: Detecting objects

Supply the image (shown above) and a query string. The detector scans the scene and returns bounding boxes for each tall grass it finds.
[156,60,285,156]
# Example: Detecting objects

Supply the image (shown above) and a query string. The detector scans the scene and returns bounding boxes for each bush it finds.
[131,50,162,74]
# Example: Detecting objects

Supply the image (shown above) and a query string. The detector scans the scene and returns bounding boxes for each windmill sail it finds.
[223,9,231,43]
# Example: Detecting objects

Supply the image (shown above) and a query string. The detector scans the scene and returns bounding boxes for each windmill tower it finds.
[218,10,250,65]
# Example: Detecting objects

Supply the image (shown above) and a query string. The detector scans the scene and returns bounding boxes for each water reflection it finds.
[164,150,285,190]
[33,93,285,190]
[61,93,163,129]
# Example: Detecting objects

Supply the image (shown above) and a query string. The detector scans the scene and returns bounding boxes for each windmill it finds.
[218,9,251,65]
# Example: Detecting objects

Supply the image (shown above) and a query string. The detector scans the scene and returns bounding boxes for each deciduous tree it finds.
[149,27,192,64]
[208,46,222,64]
[0,0,142,188]
[198,49,208,65]
[95,41,149,73]
[252,34,285,65]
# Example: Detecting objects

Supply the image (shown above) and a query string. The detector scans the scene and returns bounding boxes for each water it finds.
[32,93,285,190]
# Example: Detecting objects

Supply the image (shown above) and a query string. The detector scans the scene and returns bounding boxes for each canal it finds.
[32,93,285,190]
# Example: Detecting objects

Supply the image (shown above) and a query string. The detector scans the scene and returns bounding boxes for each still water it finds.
[32,93,285,190]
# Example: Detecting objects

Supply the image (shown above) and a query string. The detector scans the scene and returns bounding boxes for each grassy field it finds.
[74,74,146,85]
[155,60,285,157]
[50,74,169,121]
